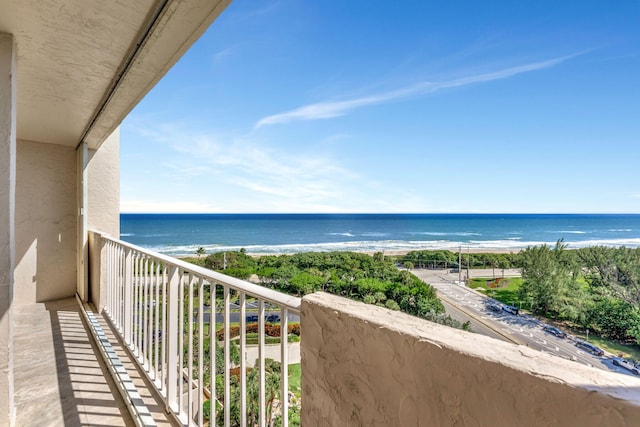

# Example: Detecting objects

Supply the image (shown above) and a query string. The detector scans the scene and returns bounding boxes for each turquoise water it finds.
[119,213,640,256]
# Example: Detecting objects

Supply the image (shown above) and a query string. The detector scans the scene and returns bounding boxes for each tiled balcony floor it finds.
[13,298,133,426]
[13,297,176,427]
[94,309,177,427]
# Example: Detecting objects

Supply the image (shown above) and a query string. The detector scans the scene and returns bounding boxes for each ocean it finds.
[119,213,640,256]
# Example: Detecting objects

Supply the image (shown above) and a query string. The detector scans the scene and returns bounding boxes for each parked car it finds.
[611,357,640,375]
[246,314,259,322]
[266,313,280,323]
[502,305,519,315]
[488,303,502,313]
[542,325,567,338]
[575,340,604,356]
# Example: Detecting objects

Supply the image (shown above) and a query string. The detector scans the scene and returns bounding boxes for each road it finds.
[412,268,639,377]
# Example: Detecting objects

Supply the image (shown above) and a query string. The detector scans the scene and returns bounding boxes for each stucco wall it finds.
[301,292,640,427]
[0,32,17,426]
[14,139,77,305]
[88,127,120,237]
[87,127,120,310]
[88,231,107,311]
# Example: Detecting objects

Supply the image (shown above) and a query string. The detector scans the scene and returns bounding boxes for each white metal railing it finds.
[96,232,302,427]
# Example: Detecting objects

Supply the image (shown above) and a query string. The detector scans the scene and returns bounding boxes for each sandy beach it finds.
[247,247,521,258]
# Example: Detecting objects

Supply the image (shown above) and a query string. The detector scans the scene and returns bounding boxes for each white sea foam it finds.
[564,238,640,248]
[362,232,389,237]
[326,232,355,237]
[409,231,482,237]
[147,237,640,257]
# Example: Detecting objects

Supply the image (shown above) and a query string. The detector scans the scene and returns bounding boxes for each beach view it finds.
[3,1,640,426]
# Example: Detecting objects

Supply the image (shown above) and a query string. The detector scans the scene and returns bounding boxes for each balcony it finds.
[7,230,640,426]
[3,2,637,424]
[19,230,620,427]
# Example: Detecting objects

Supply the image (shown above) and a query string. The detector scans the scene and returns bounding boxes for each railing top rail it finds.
[91,230,301,311]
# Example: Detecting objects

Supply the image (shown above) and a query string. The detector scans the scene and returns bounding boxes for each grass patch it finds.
[288,363,301,393]
[245,333,282,345]
[468,277,528,308]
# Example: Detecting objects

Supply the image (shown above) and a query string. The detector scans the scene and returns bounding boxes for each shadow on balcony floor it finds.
[13,297,134,427]
[93,310,178,427]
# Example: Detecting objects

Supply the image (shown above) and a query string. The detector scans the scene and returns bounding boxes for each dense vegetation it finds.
[196,250,470,329]
[192,245,640,346]
[201,342,299,426]
[190,244,640,423]
[189,250,469,425]
[399,249,516,272]
[516,242,640,345]
[402,244,640,346]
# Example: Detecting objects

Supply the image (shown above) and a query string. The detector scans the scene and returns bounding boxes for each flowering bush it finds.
[216,322,301,340]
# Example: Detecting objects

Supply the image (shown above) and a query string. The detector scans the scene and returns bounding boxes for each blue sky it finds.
[121,1,640,213]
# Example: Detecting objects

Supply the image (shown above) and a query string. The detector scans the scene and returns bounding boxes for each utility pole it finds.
[458,246,462,284]
[467,247,471,284]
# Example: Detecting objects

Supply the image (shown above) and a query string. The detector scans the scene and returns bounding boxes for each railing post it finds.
[281,307,289,427]
[123,247,133,345]
[258,299,265,427]
[240,292,247,427]
[224,286,231,427]
[94,235,302,425]
[166,264,180,413]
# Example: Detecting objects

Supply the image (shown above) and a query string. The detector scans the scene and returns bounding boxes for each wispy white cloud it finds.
[126,123,362,211]
[213,47,234,63]
[255,54,580,128]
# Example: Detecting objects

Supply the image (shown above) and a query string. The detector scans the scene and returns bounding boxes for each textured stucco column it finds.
[0,32,17,426]
[88,231,107,311]
[87,126,120,237]
[87,127,120,309]
[301,292,640,427]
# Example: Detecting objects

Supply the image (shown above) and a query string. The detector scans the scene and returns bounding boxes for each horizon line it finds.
[119,212,640,215]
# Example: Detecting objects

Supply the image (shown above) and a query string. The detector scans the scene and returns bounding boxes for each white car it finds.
[612,357,640,375]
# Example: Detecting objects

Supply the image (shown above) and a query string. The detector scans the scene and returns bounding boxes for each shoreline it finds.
[242,247,522,258]
[178,247,521,259]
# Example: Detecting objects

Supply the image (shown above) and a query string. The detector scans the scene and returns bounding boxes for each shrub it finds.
[216,322,301,339]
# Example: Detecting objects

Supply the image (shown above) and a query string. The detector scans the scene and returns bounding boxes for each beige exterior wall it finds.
[0,32,17,426]
[88,231,103,311]
[87,127,120,237]
[14,140,77,306]
[301,292,640,427]
[87,128,120,309]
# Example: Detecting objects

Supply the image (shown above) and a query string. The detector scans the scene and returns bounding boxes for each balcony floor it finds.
[13,297,176,427]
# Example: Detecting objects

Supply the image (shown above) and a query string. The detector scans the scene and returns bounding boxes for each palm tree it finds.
[265,369,281,427]
[196,246,206,259]
[246,359,282,427]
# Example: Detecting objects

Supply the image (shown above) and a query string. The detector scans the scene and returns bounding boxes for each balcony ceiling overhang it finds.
[0,0,230,149]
